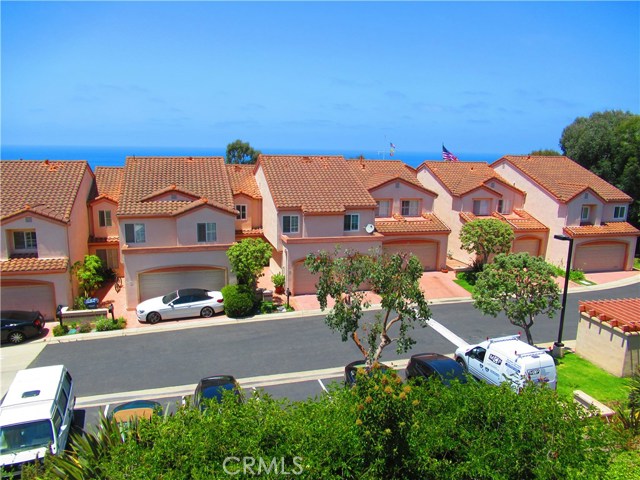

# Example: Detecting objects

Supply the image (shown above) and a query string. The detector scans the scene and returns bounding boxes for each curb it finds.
[35,276,639,345]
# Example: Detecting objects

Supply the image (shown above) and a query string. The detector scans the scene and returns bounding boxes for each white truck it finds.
[455,335,556,391]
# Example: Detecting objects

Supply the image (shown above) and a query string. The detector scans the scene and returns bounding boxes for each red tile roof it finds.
[459,209,548,232]
[493,155,631,203]
[375,213,450,234]
[258,155,377,213]
[564,222,640,237]
[1,160,91,223]
[420,161,521,197]
[347,159,436,195]
[94,167,123,203]
[0,257,69,273]
[89,236,120,244]
[226,164,262,199]
[579,298,640,333]
[117,157,236,216]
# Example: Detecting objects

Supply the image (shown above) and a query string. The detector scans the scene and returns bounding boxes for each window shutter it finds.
[125,224,134,243]
[197,223,206,242]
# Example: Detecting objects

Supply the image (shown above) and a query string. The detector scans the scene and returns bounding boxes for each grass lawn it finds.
[634,257,640,270]
[556,352,631,405]
[454,272,475,294]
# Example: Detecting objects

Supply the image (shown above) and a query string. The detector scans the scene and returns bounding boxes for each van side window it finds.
[56,388,69,416]
[470,347,486,362]
[52,409,62,433]
[62,372,72,397]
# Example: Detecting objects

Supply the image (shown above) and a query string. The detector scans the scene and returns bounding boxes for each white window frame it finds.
[124,223,146,244]
[473,199,490,216]
[401,200,419,217]
[197,222,217,242]
[613,206,627,220]
[581,206,591,222]
[98,210,112,227]
[236,204,247,220]
[344,214,360,232]
[497,199,510,214]
[12,230,37,251]
[376,200,391,218]
[282,215,299,234]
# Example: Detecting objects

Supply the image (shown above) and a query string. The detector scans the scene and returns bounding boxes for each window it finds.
[473,200,490,216]
[614,206,627,220]
[98,210,112,227]
[497,199,509,214]
[236,205,247,220]
[581,206,590,222]
[401,200,419,216]
[344,214,360,232]
[197,223,217,242]
[124,223,145,244]
[376,200,391,217]
[13,231,37,250]
[96,248,119,270]
[282,215,299,234]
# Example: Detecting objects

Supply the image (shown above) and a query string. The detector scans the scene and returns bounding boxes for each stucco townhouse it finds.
[116,156,239,310]
[416,160,549,265]
[492,155,639,272]
[0,160,95,319]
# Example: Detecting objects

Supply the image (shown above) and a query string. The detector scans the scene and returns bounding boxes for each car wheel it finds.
[200,306,215,318]
[146,312,162,324]
[8,331,26,344]
[456,358,467,371]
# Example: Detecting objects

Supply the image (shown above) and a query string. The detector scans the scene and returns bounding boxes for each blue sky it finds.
[2,1,639,156]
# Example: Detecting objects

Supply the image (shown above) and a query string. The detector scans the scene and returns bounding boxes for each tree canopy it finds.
[304,248,431,364]
[71,254,104,298]
[459,218,514,269]
[560,110,640,226]
[472,252,561,345]
[225,139,261,164]
[530,148,561,156]
[226,238,272,290]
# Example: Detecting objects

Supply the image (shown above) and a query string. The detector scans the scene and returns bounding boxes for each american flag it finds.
[390,142,396,157]
[442,145,459,162]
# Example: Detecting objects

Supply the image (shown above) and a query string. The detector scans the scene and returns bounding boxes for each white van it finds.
[0,365,75,476]
[455,335,557,391]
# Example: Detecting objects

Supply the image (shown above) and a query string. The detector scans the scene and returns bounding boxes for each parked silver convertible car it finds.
[136,288,224,324]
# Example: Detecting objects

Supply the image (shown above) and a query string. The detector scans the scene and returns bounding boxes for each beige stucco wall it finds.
[175,208,236,246]
[303,210,376,238]
[370,182,436,215]
[255,165,279,249]
[67,169,93,266]
[1,214,68,259]
[119,217,178,248]
[233,194,262,231]
[122,248,233,308]
[602,203,632,222]
[575,313,640,377]
[90,198,119,240]
[566,190,604,226]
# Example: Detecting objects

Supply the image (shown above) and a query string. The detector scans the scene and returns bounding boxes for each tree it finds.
[459,218,514,270]
[560,110,640,226]
[304,248,431,365]
[226,238,272,290]
[71,254,104,298]
[225,139,261,164]
[530,148,561,156]
[472,252,561,345]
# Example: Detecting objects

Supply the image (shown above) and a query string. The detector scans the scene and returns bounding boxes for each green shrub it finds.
[221,284,255,318]
[260,301,276,314]
[95,316,126,332]
[72,296,87,310]
[271,272,285,288]
[78,322,92,333]
[52,324,69,337]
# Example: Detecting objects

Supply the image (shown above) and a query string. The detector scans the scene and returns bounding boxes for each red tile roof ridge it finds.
[579,298,640,332]
[564,222,640,237]
[171,198,237,216]
[420,160,519,197]
[0,257,69,273]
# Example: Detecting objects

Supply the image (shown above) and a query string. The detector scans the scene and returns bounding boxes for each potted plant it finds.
[271,273,285,294]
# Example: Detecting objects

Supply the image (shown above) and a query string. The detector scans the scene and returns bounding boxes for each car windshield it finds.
[161,292,179,304]
[201,383,236,402]
[0,420,54,454]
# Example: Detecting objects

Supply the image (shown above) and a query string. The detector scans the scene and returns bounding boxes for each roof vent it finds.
[22,390,41,398]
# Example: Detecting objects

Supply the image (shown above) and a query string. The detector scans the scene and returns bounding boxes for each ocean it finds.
[1,144,503,170]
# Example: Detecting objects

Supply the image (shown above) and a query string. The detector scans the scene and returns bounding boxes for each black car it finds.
[1,310,45,344]
[344,360,392,387]
[405,353,468,386]
[193,375,242,410]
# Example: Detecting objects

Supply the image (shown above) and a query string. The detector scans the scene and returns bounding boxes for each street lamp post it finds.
[553,234,574,358]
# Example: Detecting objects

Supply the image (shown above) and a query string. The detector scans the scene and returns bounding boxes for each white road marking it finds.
[426,318,469,348]
[317,379,328,393]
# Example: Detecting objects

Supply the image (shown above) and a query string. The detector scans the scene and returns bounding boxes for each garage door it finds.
[0,283,55,320]
[139,268,226,302]
[383,242,437,271]
[292,261,320,296]
[573,243,626,272]
[513,238,541,257]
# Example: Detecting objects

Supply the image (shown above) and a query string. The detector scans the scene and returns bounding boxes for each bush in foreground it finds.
[221,284,255,318]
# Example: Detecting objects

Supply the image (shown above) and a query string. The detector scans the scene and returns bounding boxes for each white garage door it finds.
[513,238,541,257]
[1,283,55,320]
[383,242,437,271]
[139,268,226,302]
[292,261,320,296]
[573,243,626,272]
